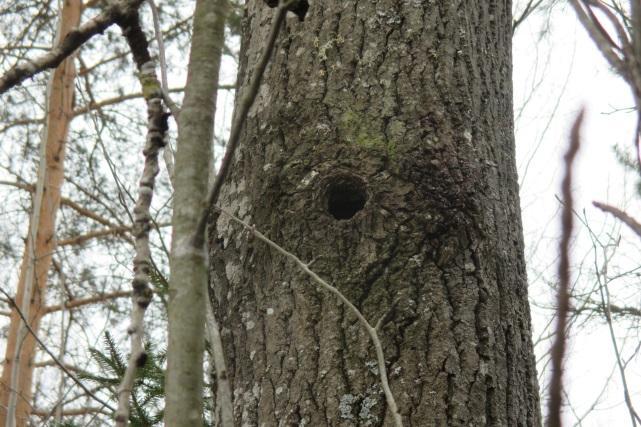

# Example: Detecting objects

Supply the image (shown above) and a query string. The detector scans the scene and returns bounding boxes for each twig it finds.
[592,238,641,426]
[192,0,296,248]
[569,0,627,77]
[0,0,145,95]
[57,225,131,246]
[547,110,584,427]
[145,0,177,186]
[214,205,404,427]
[592,201,641,239]
[512,0,545,33]
[72,86,184,116]
[146,0,181,118]
[0,179,131,240]
[32,407,112,417]
[0,288,115,413]
[44,291,132,314]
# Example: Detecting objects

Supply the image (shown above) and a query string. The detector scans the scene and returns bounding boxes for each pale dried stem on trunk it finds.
[146,0,180,119]
[215,206,404,427]
[145,0,177,186]
[206,302,234,426]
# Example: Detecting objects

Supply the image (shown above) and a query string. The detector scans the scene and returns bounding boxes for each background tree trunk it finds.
[165,0,229,424]
[209,1,540,425]
[0,1,81,425]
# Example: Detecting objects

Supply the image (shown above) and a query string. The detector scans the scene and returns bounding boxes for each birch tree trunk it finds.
[210,1,541,426]
[0,1,82,425]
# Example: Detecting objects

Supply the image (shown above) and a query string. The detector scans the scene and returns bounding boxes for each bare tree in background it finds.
[0,1,195,424]
[515,0,641,424]
[0,1,81,424]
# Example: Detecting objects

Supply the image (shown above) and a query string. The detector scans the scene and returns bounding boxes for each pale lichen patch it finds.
[339,394,356,420]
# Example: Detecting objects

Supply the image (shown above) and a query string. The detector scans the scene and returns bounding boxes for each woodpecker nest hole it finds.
[324,175,368,220]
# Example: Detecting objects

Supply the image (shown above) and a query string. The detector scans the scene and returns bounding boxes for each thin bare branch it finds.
[0,289,115,413]
[193,0,297,248]
[58,226,131,246]
[593,240,641,426]
[0,0,145,95]
[512,0,546,33]
[33,360,87,374]
[593,201,641,239]
[32,407,111,417]
[215,205,404,427]
[44,291,132,314]
[0,179,136,245]
[569,0,627,76]
[72,87,184,116]
[547,110,584,427]
[145,0,180,118]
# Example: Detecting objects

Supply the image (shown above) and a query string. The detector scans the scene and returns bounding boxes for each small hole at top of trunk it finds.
[325,175,367,220]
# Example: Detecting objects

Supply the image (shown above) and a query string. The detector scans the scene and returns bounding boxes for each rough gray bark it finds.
[209,1,540,426]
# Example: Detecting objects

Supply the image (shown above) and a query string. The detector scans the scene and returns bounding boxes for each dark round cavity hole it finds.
[325,176,368,220]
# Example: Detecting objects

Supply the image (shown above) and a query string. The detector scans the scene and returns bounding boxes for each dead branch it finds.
[0,288,115,413]
[193,0,298,248]
[32,406,111,417]
[44,290,132,314]
[57,226,131,246]
[593,201,641,239]
[0,0,146,95]
[72,87,184,116]
[547,110,584,427]
[0,179,128,229]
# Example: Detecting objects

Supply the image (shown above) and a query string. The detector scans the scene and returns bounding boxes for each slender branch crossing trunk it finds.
[209,1,540,426]
[0,1,82,425]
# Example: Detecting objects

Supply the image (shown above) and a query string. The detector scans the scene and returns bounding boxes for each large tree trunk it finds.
[0,2,81,425]
[209,1,540,426]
